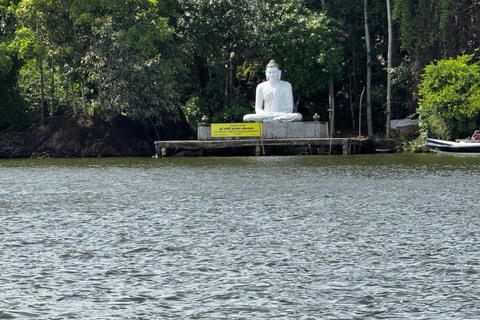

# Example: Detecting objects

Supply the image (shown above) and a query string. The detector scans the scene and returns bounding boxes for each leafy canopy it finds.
[417,54,480,140]
[261,0,343,98]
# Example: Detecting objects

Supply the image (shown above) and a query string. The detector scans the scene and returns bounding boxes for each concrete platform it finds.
[198,122,328,140]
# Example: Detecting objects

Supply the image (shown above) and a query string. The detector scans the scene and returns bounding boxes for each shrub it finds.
[417,55,480,140]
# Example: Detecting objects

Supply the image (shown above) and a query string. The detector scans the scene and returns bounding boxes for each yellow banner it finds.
[211,123,262,137]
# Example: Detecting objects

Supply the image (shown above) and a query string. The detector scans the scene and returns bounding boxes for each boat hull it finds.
[426,138,480,155]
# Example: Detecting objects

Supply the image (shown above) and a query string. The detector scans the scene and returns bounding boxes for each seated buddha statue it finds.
[243,60,302,123]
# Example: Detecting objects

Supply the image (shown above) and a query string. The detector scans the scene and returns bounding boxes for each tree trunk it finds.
[39,57,45,122]
[98,79,104,110]
[364,0,373,137]
[51,60,55,116]
[81,78,87,115]
[386,0,392,138]
[329,77,335,135]
[352,47,359,131]
[71,81,77,115]
[349,74,355,130]
[66,75,69,113]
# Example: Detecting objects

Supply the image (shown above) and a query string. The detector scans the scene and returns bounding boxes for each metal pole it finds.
[329,109,333,155]
[359,87,365,138]
[260,123,265,155]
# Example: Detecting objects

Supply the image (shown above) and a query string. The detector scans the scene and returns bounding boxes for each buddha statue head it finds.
[265,60,281,83]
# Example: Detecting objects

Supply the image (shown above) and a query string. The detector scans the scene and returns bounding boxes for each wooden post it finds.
[343,140,352,155]
[255,145,262,156]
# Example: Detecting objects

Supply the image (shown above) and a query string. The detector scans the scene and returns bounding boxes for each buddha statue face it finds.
[266,67,281,83]
[265,60,281,83]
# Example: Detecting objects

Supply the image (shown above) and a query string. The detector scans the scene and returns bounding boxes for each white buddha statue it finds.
[243,60,302,123]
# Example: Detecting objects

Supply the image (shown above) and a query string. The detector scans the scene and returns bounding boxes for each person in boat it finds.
[243,60,302,123]
[471,130,480,140]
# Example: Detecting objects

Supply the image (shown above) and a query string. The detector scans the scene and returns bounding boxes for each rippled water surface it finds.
[1,154,480,319]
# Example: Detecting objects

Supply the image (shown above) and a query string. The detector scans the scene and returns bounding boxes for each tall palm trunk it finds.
[363,0,372,137]
[386,0,392,138]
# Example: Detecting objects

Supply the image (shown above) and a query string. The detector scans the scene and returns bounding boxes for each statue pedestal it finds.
[197,122,328,140]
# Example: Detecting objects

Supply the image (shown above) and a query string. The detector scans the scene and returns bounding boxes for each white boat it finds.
[426,138,480,156]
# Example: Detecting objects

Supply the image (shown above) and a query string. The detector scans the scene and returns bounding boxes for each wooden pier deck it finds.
[155,138,375,157]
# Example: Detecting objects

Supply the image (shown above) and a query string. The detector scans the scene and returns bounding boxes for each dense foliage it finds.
[0,0,479,136]
[418,55,480,140]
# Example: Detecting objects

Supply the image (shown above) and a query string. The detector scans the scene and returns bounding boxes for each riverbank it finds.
[0,114,190,158]
[0,116,418,158]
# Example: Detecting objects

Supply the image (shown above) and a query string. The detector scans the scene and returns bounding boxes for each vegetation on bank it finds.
[418,55,480,141]
[1,0,479,143]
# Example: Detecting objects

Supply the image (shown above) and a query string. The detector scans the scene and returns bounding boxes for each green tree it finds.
[306,0,391,134]
[1,1,28,130]
[0,44,13,74]
[393,0,453,62]
[8,0,50,121]
[391,0,479,116]
[0,0,15,75]
[417,54,480,140]
[85,0,187,120]
[4,0,478,138]
[0,53,28,131]
[1,0,28,131]
[179,0,262,123]
[261,1,343,105]
[179,0,343,129]
[5,0,187,123]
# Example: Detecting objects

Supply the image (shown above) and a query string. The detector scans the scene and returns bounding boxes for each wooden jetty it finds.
[155,122,375,157]
[155,137,375,157]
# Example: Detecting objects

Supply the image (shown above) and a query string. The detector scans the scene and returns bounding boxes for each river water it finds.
[1,154,480,319]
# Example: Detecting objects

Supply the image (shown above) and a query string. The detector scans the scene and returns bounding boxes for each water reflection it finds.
[1,154,480,319]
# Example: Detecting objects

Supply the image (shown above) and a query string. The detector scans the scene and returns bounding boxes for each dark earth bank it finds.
[0,114,190,158]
